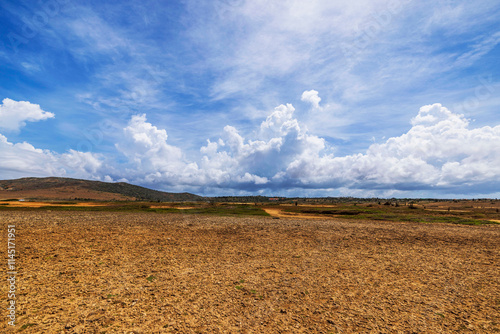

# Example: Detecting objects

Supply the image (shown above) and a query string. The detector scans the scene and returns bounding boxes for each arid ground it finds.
[2,207,499,333]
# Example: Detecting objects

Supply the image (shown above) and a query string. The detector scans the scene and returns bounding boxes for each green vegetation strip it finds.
[0,203,270,217]
[281,205,498,225]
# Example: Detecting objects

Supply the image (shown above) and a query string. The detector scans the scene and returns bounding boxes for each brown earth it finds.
[262,208,329,219]
[1,211,499,333]
[1,202,109,208]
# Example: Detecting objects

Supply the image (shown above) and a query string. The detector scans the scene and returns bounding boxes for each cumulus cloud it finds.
[114,114,201,186]
[116,114,184,170]
[2,95,499,196]
[102,95,500,195]
[284,103,500,193]
[301,90,322,109]
[0,98,55,131]
[198,103,325,189]
[0,134,108,181]
[0,134,63,178]
[60,150,105,177]
[0,98,109,181]
[108,106,325,190]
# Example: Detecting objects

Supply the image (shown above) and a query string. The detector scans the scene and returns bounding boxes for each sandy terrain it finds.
[2,202,109,208]
[262,208,328,219]
[1,211,499,333]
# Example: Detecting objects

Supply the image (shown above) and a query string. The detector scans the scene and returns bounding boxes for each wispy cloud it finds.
[455,31,500,67]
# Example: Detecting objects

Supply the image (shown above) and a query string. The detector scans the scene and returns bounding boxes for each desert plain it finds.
[1,201,500,333]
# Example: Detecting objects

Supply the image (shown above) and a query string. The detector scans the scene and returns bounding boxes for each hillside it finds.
[0,177,203,202]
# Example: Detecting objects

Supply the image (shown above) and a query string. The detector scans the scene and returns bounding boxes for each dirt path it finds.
[263,207,328,219]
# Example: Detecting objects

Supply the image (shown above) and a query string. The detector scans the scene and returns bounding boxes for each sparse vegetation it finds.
[0,201,271,217]
[278,202,500,225]
[0,177,203,202]
[2,197,500,224]
[19,323,36,331]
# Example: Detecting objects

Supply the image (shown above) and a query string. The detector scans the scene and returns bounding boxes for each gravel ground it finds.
[1,211,499,333]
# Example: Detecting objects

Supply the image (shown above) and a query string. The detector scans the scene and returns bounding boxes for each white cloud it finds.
[113,114,206,188]
[0,98,55,131]
[0,134,106,181]
[0,97,105,180]
[410,103,462,126]
[98,95,500,195]
[193,97,499,195]
[60,150,104,177]
[197,102,326,189]
[301,90,322,109]
[2,95,499,196]
[0,134,62,178]
[284,102,500,193]
[115,114,185,172]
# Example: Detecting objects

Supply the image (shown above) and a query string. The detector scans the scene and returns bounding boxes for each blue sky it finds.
[1,0,500,198]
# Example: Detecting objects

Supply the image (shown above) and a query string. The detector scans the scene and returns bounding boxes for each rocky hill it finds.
[0,177,203,202]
